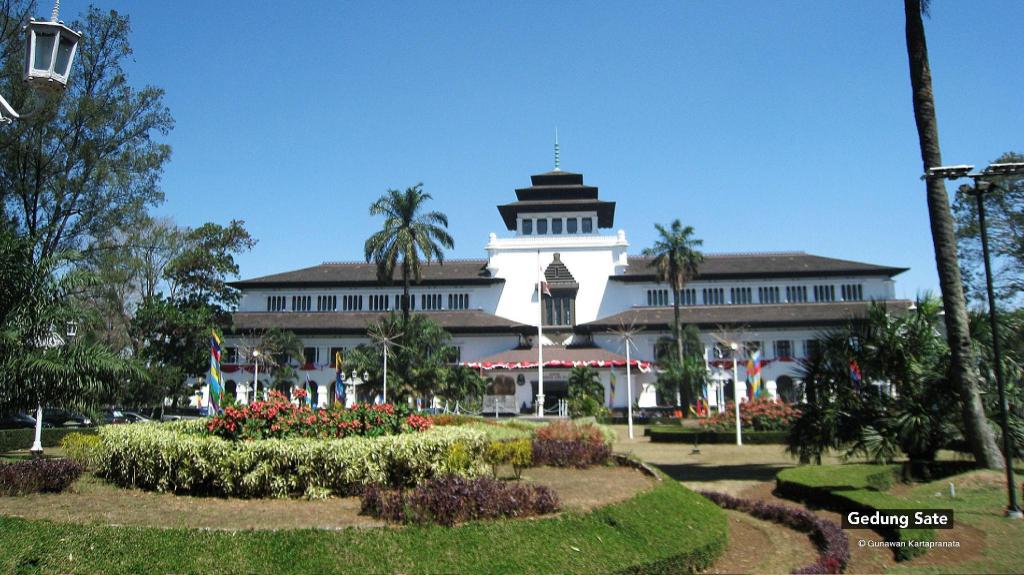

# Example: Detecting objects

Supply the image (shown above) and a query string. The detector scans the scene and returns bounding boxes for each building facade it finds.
[222,168,910,413]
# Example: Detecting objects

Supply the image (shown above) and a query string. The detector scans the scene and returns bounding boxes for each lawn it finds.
[0,470,726,575]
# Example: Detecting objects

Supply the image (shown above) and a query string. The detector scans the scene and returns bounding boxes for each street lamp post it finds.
[927,162,1024,520]
[251,349,261,402]
[730,342,742,446]
[1,1,82,123]
[30,321,76,458]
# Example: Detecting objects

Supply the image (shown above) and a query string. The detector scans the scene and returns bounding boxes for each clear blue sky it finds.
[83,1,1022,299]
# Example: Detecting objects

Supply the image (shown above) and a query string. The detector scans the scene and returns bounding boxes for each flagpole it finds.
[536,250,545,417]
[731,342,742,446]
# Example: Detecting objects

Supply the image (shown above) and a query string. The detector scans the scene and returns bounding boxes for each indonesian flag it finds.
[540,266,551,296]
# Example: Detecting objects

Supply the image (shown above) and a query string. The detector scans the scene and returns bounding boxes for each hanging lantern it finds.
[24,17,82,91]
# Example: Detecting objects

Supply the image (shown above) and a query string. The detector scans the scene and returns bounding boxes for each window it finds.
[773,340,793,359]
[302,347,318,366]
[814,284,836,302]
[292,295,312,312]
[804,339,822,357]
[786,285,808,303]
[317,295,337,312]
[552,218,563,234]
[730,287,752,305]
[566,218,577,234]
[537,219,548,235]
[448,293,469,310]
[581,217,593,233]
[222,346,238,364]
[759,286,780,304]
[543,294,575,326]
[647,289,668,306]
[421,293,443,310]
[452,346,462,363]
[744,341,762,356]
[267,295,286,311]
[342,294,363,311]
[679,288,697,306]
[522,219,532,235]
[328,347,346,367]
[841,284,864,301]
[368,294,390,311]
[703,287,725,305]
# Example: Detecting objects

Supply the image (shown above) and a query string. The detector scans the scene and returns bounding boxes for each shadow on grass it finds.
[657,462,791,483]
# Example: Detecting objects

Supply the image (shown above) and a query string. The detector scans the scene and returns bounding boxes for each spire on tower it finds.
[553,127,561,172]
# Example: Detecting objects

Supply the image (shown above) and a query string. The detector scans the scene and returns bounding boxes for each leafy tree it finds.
[0,229,142,413]
[436,365,486,406]
[953,151,1024,305]
[903,0,1003,469]
[642,220,703,407]
[567,366,606,417]
[261,328,304,393]
[653,325,707,410]
[364,184,454,323]
[0,5,173,261]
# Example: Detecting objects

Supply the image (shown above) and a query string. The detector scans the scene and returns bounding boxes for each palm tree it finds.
[903,0,1003,469]
[364,184,455,324]
[642,220,703,407]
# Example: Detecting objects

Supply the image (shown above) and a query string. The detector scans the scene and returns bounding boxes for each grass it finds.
[776,462,1024,568]
[0,472,726,574]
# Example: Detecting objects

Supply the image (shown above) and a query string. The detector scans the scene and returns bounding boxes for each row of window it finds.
[268,293,471,312]
[708,339,822,360]
[645,283,866,307]
[521,216,594,236]
[221,345,463,366]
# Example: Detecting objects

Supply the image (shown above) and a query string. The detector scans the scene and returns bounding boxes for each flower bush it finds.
[361,475,560,526]
[699,490,849,574]
[0,458,83,496]
[532,420,612,468]
[699,399,801,432]
[205,391,430,441]
[95,423,487,498]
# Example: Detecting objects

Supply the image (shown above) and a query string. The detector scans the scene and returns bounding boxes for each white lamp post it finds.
[730,342,742,446]
[29,320,77,457]
[251,349,261,402]
[1,1,82,123]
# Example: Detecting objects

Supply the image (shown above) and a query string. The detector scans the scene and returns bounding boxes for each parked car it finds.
[121,411,152,423]
[0,412,42,429]
[41,408,92,427]
[102,409,129,425]
[158,406,205,422]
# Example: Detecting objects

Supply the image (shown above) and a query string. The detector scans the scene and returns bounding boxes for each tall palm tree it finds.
[904,0,1003,468]
[642,220,703,407]
[364,184,454,324]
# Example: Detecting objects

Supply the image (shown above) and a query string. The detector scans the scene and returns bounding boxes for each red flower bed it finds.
[206,391,431,440]
[699,399,800,432]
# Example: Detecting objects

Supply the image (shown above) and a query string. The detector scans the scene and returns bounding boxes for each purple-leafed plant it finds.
[0,458,83,496]
[531,439,611,468]
[698,490,849,574]
[361,475,560,526]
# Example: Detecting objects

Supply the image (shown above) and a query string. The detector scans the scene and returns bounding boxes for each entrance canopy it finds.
[462,344,652,372]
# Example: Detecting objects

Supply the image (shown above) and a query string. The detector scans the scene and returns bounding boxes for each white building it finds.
[222,167,910,413]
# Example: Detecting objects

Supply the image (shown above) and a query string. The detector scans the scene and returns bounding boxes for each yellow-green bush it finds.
[59,432,100,470]
[95,423,488,498]
[483,438,532,479]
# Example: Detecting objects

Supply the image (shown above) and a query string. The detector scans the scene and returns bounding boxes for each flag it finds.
[335,351,345,407]
[747,350,762,399]
[304,373,314,408]
[207,330,224,415]
[849,359,862,386]
[609,370,617,408]
[539,264,551,297]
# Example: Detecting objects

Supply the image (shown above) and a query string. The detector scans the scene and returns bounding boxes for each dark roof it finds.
[229,259,500,289]
[545,253,578,290]
[230,310,531,336]
[611,253,908,281]
[497,199,616,230]
[515,170,598,201]
[576,300,913,332]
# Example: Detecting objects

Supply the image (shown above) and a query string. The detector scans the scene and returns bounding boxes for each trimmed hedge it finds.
[0,427,97,453]
[96,423,488,498]
[776,464,933,560]
[648,427,788,444]
[0,458,83,496]
[0,468,726,574]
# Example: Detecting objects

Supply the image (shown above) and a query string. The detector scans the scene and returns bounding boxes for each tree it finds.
[567,366,606,417]
[954,151,1024,305]
[903,0,1003,469]
[653,325,707,409]
[262,328,304,393]
[364,184,454,323]
[642,220,703,407]
[0,229,142,414]
[0,5,174,262]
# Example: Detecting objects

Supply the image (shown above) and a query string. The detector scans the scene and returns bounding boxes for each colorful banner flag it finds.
[849,359,862,386]
[747,350,763,399]
[335,351,345,408]
[609,370,616,408]
[207,330,223,415]
[304,373,314,408]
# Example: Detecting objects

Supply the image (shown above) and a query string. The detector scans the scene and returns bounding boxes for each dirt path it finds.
[704,509,819,574]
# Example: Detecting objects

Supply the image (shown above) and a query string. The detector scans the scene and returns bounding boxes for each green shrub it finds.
[95,423,488,498]
[865,469,896,492]
[0,427,96,453]
[482,438,532,479]
[648,428,788,444]
[462,421,532,441]
[59,432,100,470]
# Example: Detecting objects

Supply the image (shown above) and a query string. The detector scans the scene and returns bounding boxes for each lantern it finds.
[24,17,82,91]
